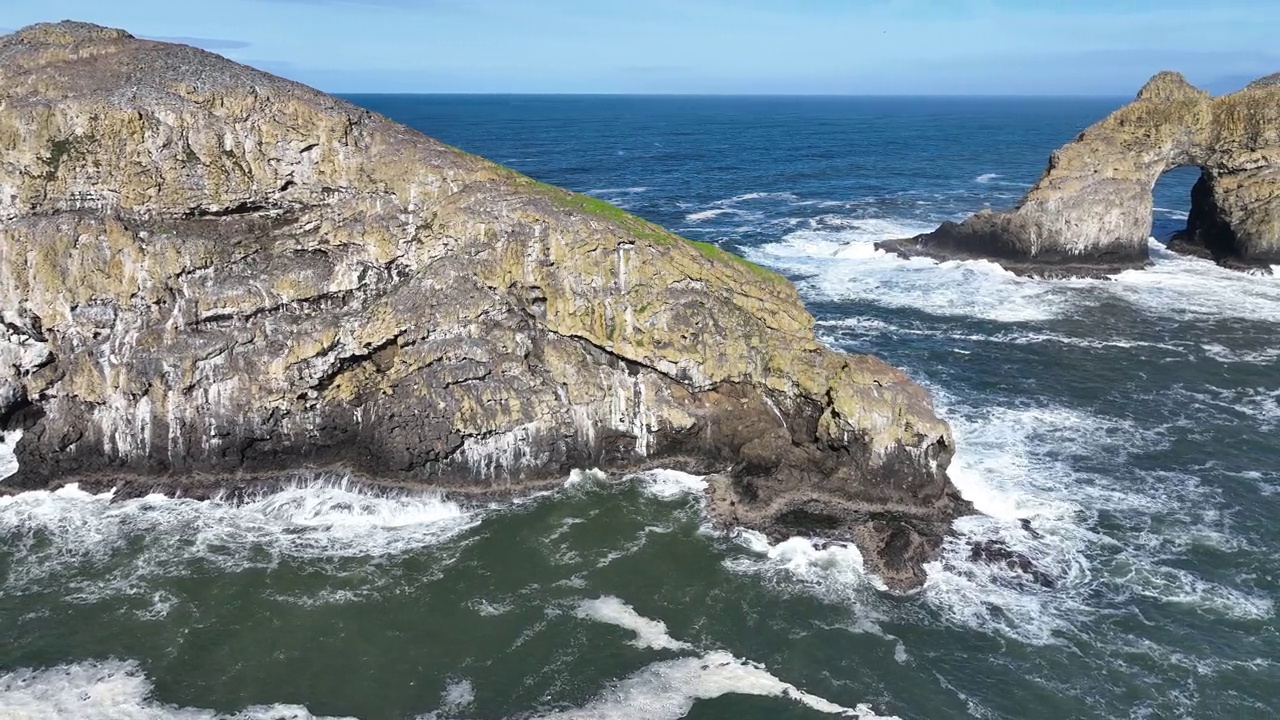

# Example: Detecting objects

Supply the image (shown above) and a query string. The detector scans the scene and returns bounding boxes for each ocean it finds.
[1,95,1277,719]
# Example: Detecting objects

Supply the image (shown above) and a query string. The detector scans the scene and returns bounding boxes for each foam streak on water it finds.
[557,598,890,718]
[574,596,691,650]
[529,651,893,720]
[0,660,352,720]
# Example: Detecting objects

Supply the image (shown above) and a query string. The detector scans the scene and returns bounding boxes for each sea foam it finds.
[745,221,1062,323]
[636,469,707,500]
[0,477,479,608]
[528,651,894,719]
[0,428,20,481]
[922,390,1273,643]
[574,596,690,650]
[718,383,1273,645]
[748,225,1280,325]
[564,598,893,718]
[0,659,352,720]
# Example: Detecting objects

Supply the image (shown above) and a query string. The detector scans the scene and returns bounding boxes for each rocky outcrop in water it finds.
[0,22,970,590]
[878,71,1280,276]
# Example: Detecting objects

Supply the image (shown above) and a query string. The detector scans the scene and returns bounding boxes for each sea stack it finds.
[878,71,1280,276]
[0,22,970,590]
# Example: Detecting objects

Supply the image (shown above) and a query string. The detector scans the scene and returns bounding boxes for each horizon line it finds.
[333,91,1136,99]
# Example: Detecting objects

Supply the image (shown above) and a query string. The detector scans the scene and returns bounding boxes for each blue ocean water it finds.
[1,96,1277,719]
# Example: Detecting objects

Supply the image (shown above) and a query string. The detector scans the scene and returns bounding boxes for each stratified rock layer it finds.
[879,71,1280,275]
[0,22,970,590]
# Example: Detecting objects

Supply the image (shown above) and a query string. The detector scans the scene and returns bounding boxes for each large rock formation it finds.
[0,22,969,590]
[879,71,1280,276]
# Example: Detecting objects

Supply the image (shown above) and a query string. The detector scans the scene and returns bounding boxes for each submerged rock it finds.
[879,71,1280,276]
[967,539,1056,589]
[0,22,971,590]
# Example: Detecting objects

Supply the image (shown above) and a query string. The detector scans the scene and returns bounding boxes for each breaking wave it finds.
[0,477,479,606]
[0,659,352,720]
[717,384,1272,647]
[747,221,1280,325]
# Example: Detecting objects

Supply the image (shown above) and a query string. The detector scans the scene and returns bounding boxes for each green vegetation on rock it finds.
[498,166,787,284]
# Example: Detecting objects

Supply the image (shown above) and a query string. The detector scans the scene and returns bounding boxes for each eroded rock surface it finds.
[879,71,1280,276]
[0,22,971,589]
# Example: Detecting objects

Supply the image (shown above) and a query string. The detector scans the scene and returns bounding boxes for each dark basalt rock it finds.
[968,539,1057,589]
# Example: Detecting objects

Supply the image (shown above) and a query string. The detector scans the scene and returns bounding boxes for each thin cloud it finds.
[145,36,252,50]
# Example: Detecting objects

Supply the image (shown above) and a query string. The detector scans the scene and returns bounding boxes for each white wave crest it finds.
[816,317,1194,356]
[750,226,1280,324]
[0,477,478,603]
[725,532,886,595]
[0,659,352,720]
[922,392,1274,643]
[1152,206,1190,220]
[974,173,1001,184]
[714,191,800,205]
[563,467,607,488]
[684,208,735,222]
[587,186,649,195]
[746,222,1060,323]
[0,428,20,481]
[1200,343,1280,364]
[574,596,690,650]
[709,380,1272,644]
[1101,240,1280,322]
[636,469,707,500]
[440,678,475,712]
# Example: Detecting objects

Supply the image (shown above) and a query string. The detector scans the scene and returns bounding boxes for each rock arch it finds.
[880,71,1280,276]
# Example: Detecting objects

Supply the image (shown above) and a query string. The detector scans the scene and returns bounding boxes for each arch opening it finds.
[1149,165,1199,244]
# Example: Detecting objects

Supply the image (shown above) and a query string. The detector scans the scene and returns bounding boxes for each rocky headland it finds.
[878,71,1280,277]
[0,22,970,590]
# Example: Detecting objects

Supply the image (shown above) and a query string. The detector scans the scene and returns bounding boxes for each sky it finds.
[1,0,1277,95]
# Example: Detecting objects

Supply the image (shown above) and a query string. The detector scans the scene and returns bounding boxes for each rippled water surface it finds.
[2,96,1276,719]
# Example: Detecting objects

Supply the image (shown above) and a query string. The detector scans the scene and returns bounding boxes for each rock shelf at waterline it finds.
[0,21,968,591]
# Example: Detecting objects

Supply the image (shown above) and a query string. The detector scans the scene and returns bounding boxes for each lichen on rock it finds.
[0,21,971,591]
[878,70,1280,276]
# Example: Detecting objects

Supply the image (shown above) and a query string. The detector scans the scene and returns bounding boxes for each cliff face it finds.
[0,22,969,590]
[879,71,1280,276]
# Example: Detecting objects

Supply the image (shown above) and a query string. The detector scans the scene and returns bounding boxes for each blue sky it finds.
[2,0,1276,94]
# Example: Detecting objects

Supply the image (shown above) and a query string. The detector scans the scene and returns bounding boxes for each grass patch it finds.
[497,165,786,285]
[688,240,783,281]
